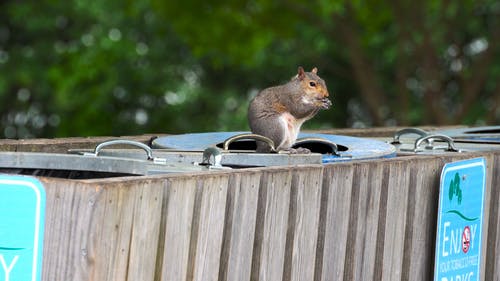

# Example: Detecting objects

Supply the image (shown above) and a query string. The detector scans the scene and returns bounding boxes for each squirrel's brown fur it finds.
[248,66,332,152]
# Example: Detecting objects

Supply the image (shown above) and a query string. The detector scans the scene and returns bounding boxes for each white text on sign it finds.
[0,254,19,281]
[440,272,474,281]
[442,222,477,257]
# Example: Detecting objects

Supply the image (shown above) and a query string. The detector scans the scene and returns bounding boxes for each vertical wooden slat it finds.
[126,182,164,281]
[478,154,494,281]
[319,164,355,281]
[189,175,229,281]
[161,177,197,281]
[402,158,441,281]
[219,172,261,281]
[41,180,98,281]
[251,170,293,281]
[93,182,164,281]
[357,162,384,280]
[91,184,134,281]
[341,164,363,281]
[381,160,411,281]
[154,179,169,281]
[287,167,323,281]
[486,153,500,280]
[339,162,386,280]
[374,164,390,281]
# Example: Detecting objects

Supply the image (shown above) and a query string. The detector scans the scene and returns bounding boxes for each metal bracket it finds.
[202,147,223,167]
[196,147,231,170]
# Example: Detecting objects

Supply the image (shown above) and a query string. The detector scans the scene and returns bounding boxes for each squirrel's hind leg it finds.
[251,116,287,153]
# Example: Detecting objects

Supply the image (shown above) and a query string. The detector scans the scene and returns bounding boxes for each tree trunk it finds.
[335,11,387,126]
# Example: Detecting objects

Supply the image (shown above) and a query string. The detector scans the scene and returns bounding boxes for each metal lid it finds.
[433,126,500,143]
[152,132,397,163]
[389,127,500,155]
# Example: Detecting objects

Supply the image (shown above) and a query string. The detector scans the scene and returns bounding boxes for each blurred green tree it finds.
[0,0,216,137]
[0,0,499,138]
[154,0,500,126]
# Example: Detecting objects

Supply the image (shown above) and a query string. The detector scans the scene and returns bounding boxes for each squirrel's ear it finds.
[297,66,305,80]
[311,67,318,74]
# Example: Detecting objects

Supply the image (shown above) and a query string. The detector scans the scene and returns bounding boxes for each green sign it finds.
[0,175,46,281]
[434,158,486,281]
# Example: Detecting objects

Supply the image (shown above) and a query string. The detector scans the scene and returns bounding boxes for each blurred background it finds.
[0,0,499,138]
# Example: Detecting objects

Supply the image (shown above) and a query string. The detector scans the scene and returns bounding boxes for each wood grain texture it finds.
[35,150,500,281]
[41,180,97,281]
[353,162,384,281]
[251,169,292,281]
[219,172,261,281]
[484,153,499,281]
[189,175,229,281]
[124,182,164,281]
[286,167,323,281]
[41,179,165,281]
[318,164,354,281]
[402,158,441,281]
[382,160,411,281]
[160,177,197,281]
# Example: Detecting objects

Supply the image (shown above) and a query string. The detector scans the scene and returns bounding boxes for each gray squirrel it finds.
[248,66,332,153]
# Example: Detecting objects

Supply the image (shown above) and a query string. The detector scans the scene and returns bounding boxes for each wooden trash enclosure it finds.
[1,129,499,281]
[33,151,499,281]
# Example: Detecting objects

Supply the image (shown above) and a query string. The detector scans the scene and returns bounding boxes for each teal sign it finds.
[434,158,486,281]
[0,175,46,281]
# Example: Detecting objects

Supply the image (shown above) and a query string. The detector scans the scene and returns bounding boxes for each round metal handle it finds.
[222,133,276,152]
[414,134,461,152]
[392,128,429,144]
[293,137,339,155]
[93,140,154,160]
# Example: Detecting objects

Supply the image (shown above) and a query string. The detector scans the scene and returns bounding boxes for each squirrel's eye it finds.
[309,81,316,87]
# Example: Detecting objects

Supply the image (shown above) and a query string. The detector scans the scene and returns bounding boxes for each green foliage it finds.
[0,0,498,138]
[1,0,209,137]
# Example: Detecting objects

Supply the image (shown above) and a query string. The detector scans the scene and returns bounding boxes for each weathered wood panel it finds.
[160,177,197,281]
[317,163,354,281]
[219,172,261,281]
[382,160,411,280]
[0,135,161,153]
[485,152,500,280]
[35,151,500,281]
[41,179,165,281]
[122,182,163,281]
[251,169,293,281]
[189,175,229,281]
[402,158,441,281]
[286,166,323,281]
[350,162,385,281]
[41,179,97,280]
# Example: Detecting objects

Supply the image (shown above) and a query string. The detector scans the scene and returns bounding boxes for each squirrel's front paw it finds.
[319,98,332,109]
